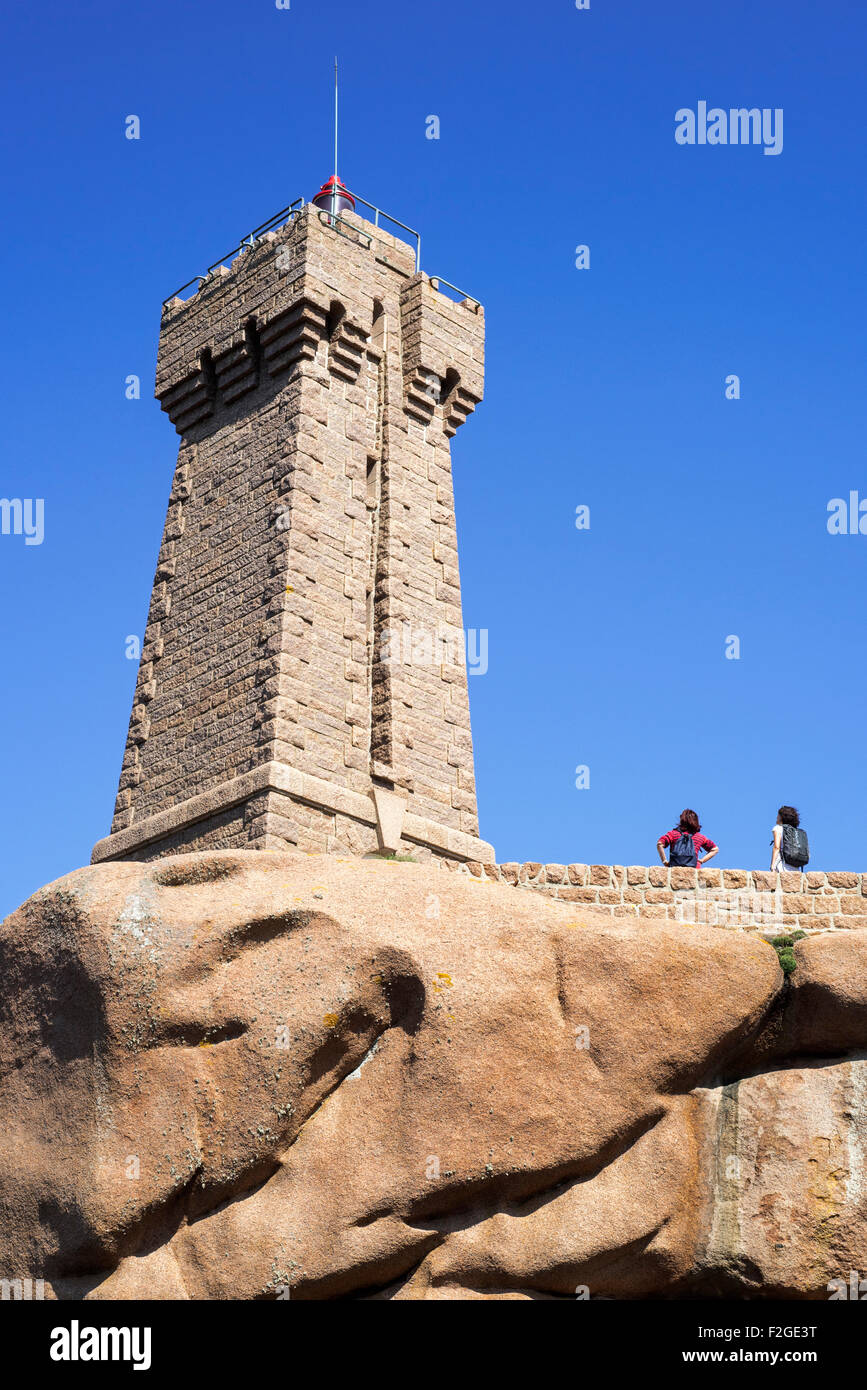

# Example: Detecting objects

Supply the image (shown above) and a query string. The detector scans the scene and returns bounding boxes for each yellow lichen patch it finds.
[807,1139,845,1198]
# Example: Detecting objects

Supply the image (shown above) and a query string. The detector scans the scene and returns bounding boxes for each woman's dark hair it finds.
[778,805,800,827]
[678,808,701,834]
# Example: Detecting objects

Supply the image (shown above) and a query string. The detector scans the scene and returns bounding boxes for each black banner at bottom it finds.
[0,1296,860,1375]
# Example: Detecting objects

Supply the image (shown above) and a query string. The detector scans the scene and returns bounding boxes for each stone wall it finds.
[447,860,867,933]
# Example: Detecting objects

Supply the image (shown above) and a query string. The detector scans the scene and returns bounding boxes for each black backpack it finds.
[782,825,809,867]
[669,832,698,868]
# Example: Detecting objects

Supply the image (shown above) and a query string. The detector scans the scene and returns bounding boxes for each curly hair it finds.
[778,805,800,827]
[678,809,701,834]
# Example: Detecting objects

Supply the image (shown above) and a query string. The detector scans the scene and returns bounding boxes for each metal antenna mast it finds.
[310,57,355,225]
[332,56,339,209]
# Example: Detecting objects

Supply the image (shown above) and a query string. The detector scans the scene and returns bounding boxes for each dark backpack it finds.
[669,832,698,868]
[781,825,809,867]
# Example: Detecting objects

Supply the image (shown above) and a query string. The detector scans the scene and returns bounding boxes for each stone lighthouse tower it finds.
[92,179,493,867]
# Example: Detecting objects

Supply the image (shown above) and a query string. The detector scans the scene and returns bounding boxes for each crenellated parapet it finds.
[400,275,484,433]
[155,206,409,434]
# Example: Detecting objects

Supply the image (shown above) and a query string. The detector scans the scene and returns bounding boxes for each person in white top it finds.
[770,805,804,873]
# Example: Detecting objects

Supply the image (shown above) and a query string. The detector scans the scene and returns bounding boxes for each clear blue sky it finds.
[1,0,865,919]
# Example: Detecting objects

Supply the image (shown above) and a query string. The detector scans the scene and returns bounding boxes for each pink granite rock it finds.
[1,851,865,1300]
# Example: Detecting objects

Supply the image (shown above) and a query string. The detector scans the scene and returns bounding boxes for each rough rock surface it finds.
[1,850,865,1300]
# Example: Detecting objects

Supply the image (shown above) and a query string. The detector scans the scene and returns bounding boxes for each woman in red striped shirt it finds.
[657,809,719,868]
